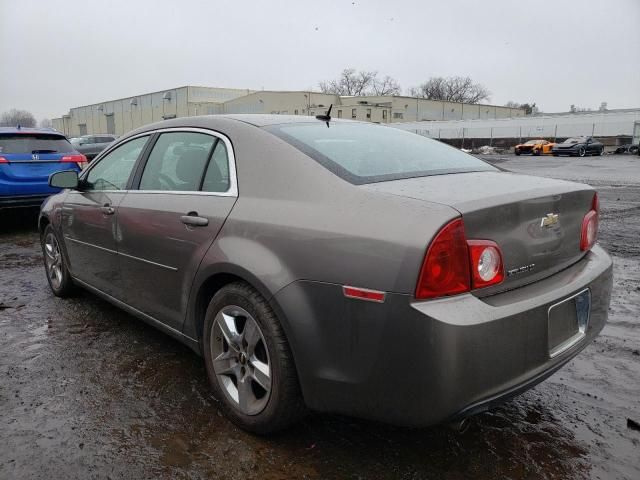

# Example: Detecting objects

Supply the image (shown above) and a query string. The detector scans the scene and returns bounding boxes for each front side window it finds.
[139,132,216,191]
[266,122,497,185]
[85,135,149,190]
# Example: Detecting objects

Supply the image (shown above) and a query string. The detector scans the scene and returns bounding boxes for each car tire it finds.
[599,148,604,156]
[533,149,541,156]
[515,150,520,156]
[203,281,306,434]
[578,147,586,157]
[41,224,75,297]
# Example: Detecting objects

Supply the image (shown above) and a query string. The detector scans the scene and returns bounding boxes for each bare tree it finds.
[319,68,401,96]
[570,104,592,113]
[372,75,401,96]
[409,76,490,104]
[40,118,53,128]
[0,109,37,127]
[504,101,537,115]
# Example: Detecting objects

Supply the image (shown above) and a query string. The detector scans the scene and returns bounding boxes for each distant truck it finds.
[70,134,117,160]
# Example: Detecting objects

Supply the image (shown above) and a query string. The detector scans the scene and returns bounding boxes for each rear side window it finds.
[265,123,496,185]
[0,134,74,154]
[139,132,216,191]
[202,141,230,193]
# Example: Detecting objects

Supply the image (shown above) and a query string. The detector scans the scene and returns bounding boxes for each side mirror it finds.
[49,170,79,189]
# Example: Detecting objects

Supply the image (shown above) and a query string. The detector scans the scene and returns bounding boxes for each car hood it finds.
[554,142,582,148]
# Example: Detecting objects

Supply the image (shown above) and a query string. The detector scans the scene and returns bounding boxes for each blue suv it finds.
[0,127,87,209]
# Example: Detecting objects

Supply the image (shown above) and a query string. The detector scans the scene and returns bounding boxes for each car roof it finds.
[215,114,360,127]
[0,126,64,136]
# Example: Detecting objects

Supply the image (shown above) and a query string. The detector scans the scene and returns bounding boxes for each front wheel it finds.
[41,224,75,297]
[578,147,586,157]
[599,148,604,156]
[203,282,306,434]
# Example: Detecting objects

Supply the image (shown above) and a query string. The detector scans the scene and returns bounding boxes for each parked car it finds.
[552,136,604,157]
[614,143,639,154]
[70,134,117,160]
[40,115,612,433]
[514,139,555,156]
[0,127,87,209]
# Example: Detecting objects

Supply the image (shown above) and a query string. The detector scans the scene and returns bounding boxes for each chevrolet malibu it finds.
[39,115,612,434]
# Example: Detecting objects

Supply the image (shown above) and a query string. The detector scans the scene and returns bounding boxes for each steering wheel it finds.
[157,173,177,190]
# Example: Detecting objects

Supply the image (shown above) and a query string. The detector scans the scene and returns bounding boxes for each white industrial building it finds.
[52,86,524,137]
[393,108,640,148]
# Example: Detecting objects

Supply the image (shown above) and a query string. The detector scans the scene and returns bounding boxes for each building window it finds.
[310,111,315,116]
[294,109,298,115]
[337,110,342,118]
[351,108,357,119]
[382,110,387,120]
[393,112,404,119]
[366,108,371,119]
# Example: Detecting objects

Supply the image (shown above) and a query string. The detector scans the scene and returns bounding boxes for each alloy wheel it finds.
[210,305,272,415]
[44,232,63,289]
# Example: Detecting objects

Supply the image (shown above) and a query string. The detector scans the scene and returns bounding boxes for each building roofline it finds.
[65,85,256,112]
[339,94,524,110]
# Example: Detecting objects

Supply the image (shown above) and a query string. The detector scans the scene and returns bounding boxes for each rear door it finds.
[62,135,150,297]
[0,133,81,199]
[116,128,237,330]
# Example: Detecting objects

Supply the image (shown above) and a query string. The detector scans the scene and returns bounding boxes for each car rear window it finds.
[265,122,496,184]
[0,134,75,154]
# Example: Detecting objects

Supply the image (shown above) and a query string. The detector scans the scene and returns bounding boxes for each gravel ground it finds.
[1,154,639,479]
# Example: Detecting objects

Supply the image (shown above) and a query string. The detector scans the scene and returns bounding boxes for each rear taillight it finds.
[60,154,87,167]
[416,218,504,299]
[467,240,504,289]
[0,156,8,163]
[416,218,471,299]
[580,192,599,251]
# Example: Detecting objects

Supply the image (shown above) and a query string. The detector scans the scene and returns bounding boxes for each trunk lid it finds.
[362,171,594,295]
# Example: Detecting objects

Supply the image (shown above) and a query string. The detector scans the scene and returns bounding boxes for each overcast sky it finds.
[1,0,639,121]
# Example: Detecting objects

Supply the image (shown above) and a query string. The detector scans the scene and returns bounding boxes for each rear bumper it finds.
[0,194,50,209]
[273,244,613,426]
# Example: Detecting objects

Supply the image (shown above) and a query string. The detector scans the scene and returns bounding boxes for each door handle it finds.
[180,212,209,227]
[100,204,115,215]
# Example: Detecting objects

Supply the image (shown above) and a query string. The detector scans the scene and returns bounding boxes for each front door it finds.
[116,129,237,330]
[62,135,150,297]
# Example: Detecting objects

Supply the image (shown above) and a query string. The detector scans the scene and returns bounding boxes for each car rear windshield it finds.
[0,134,75,154]
[265,122,496,184]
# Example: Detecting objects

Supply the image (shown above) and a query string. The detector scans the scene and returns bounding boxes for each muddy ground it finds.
[1,154,639,479]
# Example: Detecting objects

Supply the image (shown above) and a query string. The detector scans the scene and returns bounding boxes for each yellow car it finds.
[514,139,555,156]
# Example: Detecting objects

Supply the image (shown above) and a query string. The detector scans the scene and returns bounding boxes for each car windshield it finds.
[562,137,584,144]
[525,140,543,145]
[69,137,82,146]
[266,122,496,184]
[0,134,75,154]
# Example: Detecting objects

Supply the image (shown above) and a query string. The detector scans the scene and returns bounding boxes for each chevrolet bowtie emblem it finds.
[540,213,559,228]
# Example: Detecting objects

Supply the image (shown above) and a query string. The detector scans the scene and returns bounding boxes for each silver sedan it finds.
[40,114,612,433]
